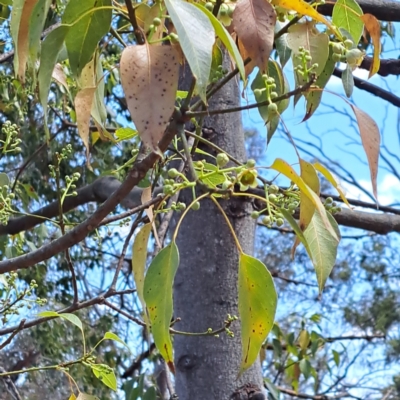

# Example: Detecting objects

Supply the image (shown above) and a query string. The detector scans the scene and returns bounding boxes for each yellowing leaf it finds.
[332,0,363,44]
[351,105,380,201]
[304,211,340,292]
[132,222,152,314]
[68,394,77,400]
[361,14,381,78]
[232,0,276,73]
[143,242,179,372]
[314,162,352,208]
[271,0,335,33]
[120,43,179,151]
[52,64,69,91]
[269,158,338,241]
[75,87,96,168]
[76,393,99,400]
[165,0,215,101]
[239,253,277,373]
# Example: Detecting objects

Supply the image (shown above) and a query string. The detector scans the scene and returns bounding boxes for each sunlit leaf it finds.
[62,0,112,76]
[341,64,354,98]
[91,364,117,391]
[76,393,99,400]
[132,222,152,314]
[0,274,8,287]
[270,158,338,241]
[304,211,340,292]
[37,311,83,331]
[332,0,363,44]
[271,0,335,33]
[115,127,138,142]
[313,162,352,208]
[233,0,276,73]
[193,3,245,82]
[103,332,131,352]
[361,14,381,78]
[350,105,380,201]
[120,43,179,151]
[239,253,277,373]
[298,330,310,350]
[143,242,179,372]
[165,0,215,101]
[68,394,77,400]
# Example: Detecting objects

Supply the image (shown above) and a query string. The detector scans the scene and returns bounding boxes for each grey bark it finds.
[173,57,264,400]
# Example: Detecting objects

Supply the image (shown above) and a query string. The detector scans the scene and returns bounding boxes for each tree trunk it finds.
[174,56,264,400]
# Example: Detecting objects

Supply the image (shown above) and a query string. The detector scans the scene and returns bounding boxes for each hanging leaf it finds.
[132,222,152,313]
[136,4,164,42]
[313,163,352,208]
[143,242,180,372]
[103,332,131,352]
[292,159,320,254]
[271,0,335,33]
[274,21,292,68]
[239,253,277,373]
[62,0,112,76]
[165,0,215,101]
[38,25,70,135]
[28,0,52,60]
[304,211,340,292]
[341,64,354,98]
[75,87,96,168]
[350,105,380,201]
[193,3,245,82]
[332,0,363,44]
[91,364,117,391]
[52,63,69,91]
[361,14,381,78]
[287,22,329,84]
[304,47,336,121]
[269,158,338,241]
[120,43,180,151]
[232,0,276,73]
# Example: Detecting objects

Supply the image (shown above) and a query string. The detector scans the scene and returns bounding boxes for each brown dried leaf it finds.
[361,14,381,78]
[16,0,39,82]
[232,0,276,73]
[120,44,180,151]
[75,87,96,169]
[52,63,69,91]
[351,105,380,201]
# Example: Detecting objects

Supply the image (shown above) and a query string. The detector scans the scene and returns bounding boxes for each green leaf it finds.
[115,127,138,142]
[143,242,179,371]
[0,173,9,187]
[264,378,281,400]
[278,208,311,257]
[332,349,340,366]
[38,24,70,135]
[299,358,312,379]
[143,387,157,400]
[304,211,340,292]
[239,253,277,373]
[62,0,112,76]
[132,223,152,313]
[274,21,291,68]
[37,311,83,331]
[28,0,52,61]
[164,0,215,101]
[91,364,117,391]
[103,332,131,352]
[342,64,354,98]
[192,3,245,82]
[304,47,336,121]
[332,0,364,44]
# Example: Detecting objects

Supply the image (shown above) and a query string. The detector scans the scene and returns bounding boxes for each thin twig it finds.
[125,0,145,44]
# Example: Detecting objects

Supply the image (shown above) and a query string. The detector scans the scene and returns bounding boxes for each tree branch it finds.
[0,112,182,274]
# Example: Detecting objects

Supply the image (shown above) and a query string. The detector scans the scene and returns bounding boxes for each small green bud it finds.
[216,152,230,168]
[262,74,269,81]
[163,185,174,195]
[192,201,201,211]
[205,2,214,10]
[269,184,279,194]
[276,218,284,227]
[169,33,179,43]
[268,194,277,202]
[251,211,259,219]
[332,42,343,54]
[168,168,180,178]
[253,88,263,97]
[262,215,271,225]
[268,103,278,115]
[246,159,256,168]
[149,24,155,31]
[270,92,278,99]
[332,53,342,62]
[153,17,162,26]
[344,39,354,49]
[324,197,333,205]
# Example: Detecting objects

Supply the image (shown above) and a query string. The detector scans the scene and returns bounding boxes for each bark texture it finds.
[173,57,264,399]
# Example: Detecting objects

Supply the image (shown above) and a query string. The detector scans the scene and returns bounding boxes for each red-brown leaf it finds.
[232,0,276,73]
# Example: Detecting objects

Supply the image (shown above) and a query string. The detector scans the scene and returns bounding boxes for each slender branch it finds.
[125,0,145,44]
[0,319,25,350]
[0,112,182,273]
[274,386,352,400]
